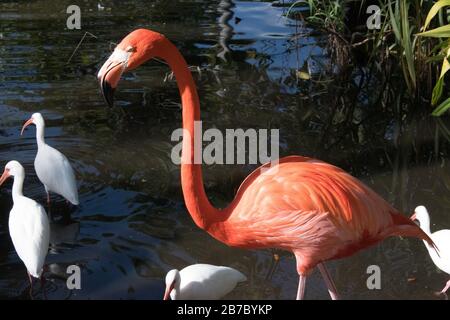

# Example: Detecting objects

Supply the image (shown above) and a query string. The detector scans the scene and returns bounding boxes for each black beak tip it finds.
[101,79,115,108]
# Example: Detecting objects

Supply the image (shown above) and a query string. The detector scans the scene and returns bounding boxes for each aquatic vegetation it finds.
[417,0,450,115]
[284,0,450,115]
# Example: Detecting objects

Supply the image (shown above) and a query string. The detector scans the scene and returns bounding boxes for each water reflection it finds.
[0,0,449,300]
[217,0,235,61]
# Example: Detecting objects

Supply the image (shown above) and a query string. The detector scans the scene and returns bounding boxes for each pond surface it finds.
[0,0,449,300]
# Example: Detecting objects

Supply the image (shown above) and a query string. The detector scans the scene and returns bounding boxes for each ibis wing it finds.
[35,145,78,204]
[9,198,50,277]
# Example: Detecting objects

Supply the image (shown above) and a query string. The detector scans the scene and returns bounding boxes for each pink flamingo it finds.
[97,29,436,299]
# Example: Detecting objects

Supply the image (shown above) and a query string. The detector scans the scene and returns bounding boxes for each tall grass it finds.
[286,0,450,115]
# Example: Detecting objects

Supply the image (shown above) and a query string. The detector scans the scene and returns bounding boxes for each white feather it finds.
[9,197,50,278]
[427,230,450,275]
[170,264,247,300]
[2,161,50,279]
[25,113,79,205]
[414,206,450,276]
[35,144,79,205]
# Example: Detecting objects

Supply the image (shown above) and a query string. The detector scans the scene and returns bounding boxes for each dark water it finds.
[0,0,449,299]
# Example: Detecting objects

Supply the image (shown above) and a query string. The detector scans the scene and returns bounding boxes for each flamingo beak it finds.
[98,48,130,108]
[21,118,34,136]
[0,169,10,187]
[410,213,417,221]
[163,282,175,300]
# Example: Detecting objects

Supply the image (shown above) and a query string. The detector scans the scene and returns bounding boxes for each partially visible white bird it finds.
[411,206,450,295]
[0,160,50,284]
[21,113,79,205]
[163,263,247,300]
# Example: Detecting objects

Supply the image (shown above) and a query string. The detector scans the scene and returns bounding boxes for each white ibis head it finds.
[411,205,432,232]
[21,112,45,136]
[0,160,24,186]
[163,269,180,300]
[410,205,429,224]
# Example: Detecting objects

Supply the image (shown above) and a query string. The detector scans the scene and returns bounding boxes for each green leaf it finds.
[423,0,450,31]
[417,24,450,38]
[431,57,450,105]
[388,0,401,41]
[426,54,446,63]
[432,96,450,116]
[440,56,450,77]
[401,0,416,89]
[432,77,445,105]
[286,0,307,19]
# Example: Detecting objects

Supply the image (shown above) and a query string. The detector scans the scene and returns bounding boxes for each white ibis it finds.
[411,206,450,295]
[163,263,247,300]
[21,113,79,205]
[0,160,50,286]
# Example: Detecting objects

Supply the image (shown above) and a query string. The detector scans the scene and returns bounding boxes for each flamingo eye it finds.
[126,46,136,53]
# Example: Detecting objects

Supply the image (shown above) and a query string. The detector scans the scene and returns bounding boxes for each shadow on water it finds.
[0,0,449,299]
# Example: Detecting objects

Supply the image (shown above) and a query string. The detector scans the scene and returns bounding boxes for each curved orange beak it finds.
[410,213,417,221]
[0,169,10,186]
[163,282,175,300]
[98,48,130,107]
[21,118,34,136]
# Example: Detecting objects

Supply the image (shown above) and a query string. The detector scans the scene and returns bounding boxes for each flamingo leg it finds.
[296,274,306,300]
[318,263,339,300]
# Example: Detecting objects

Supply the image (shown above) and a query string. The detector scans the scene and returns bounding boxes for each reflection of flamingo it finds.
[411,206,450,296]
[98,29,437,299]
[164,264,246,300]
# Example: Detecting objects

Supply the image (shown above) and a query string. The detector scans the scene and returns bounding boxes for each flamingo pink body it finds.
[98,29,436,299]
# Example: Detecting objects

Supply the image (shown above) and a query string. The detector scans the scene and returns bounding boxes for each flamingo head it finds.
[0,161,24,186]
[98,29,168,107]
[21,112,45,135]
[163,269,180,300]
[410,205,429,225]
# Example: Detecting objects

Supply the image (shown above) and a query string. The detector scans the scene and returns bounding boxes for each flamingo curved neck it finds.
[154,38,224,231]
[12,175,25,202]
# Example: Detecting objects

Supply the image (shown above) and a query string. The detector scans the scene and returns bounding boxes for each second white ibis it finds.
[21,112,79,205]
[163,264,247,300]
[411,206,450,295]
